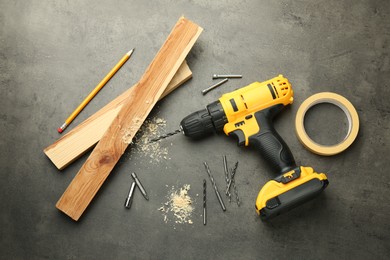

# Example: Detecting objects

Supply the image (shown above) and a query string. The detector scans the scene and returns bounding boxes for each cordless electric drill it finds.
[180,75,328,220]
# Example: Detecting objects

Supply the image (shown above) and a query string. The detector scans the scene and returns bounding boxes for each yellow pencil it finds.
[58,49,134,133]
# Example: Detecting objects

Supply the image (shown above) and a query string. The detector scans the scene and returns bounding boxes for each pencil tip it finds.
[127,49,135,56]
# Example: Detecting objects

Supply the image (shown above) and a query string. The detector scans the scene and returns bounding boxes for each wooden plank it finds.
[56,17,203,221]
[44,60,192,170]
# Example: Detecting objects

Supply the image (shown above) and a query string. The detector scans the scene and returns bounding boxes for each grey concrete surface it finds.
[1,0,389,259]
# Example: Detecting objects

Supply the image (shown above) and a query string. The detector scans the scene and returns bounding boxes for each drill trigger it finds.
[229,129,246,146]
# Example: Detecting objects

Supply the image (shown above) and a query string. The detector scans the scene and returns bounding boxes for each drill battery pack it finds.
[255,166,328,220]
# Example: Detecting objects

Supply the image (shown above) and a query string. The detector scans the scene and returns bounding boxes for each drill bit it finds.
[203,179,207,225]
[223,156,229,185]
[203,162,226,211]
[201,78,228,95]
[212,74,242,79]
[226,161,239,195]
[148,129,181,143]
[131,172,149,200]
[233,179,240,207]
[228,168,234,203]
[223,156,232,202]
[223,156,230,189]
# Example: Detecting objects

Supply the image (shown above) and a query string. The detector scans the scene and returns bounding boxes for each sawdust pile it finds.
[128,117,171,163]
[158,184,194,225]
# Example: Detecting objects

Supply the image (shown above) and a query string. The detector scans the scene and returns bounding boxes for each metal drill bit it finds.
[223,155,233,202]
[225,161,239,195]
[233,179,240,207]
[201,78,228,95]
[233,180,240,206]
[149,129,181,143]
[131,172,149,200]
[203,179,207,225]
[212,74,242,79]
[124,181,136,209]
[228,168,233,203]
[203,162,226,211]
[223,155,229,186]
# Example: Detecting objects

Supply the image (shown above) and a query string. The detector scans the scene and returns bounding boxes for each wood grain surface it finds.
[44,61,192,170]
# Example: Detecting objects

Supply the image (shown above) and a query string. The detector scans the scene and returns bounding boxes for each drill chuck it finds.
[180,101,227,138]
[180,108,214,138]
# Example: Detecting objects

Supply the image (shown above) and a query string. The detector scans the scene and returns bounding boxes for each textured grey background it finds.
[1,0,389,259]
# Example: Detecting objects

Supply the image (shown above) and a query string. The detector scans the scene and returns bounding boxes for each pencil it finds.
[57,49,134,133]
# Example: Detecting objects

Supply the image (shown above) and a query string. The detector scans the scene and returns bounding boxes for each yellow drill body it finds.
[180,75,329,220]
[219,75,294,145]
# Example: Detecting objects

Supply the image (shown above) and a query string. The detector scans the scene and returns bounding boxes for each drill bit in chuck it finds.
[149,129,181,143]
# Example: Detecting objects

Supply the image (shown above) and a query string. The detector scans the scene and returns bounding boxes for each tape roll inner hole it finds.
[303,100,352,146]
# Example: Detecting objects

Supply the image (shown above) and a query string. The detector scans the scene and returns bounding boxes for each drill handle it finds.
[248,104,297,175]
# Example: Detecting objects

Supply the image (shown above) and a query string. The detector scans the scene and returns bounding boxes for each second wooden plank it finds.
[56,17,203,221]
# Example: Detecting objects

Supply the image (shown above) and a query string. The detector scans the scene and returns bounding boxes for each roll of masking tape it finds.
[295,92,359,156]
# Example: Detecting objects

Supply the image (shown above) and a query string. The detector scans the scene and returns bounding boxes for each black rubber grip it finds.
[248,105,296,175]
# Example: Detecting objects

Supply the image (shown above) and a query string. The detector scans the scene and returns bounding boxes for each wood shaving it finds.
[158,184,194,225]
[129,117,171,163]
